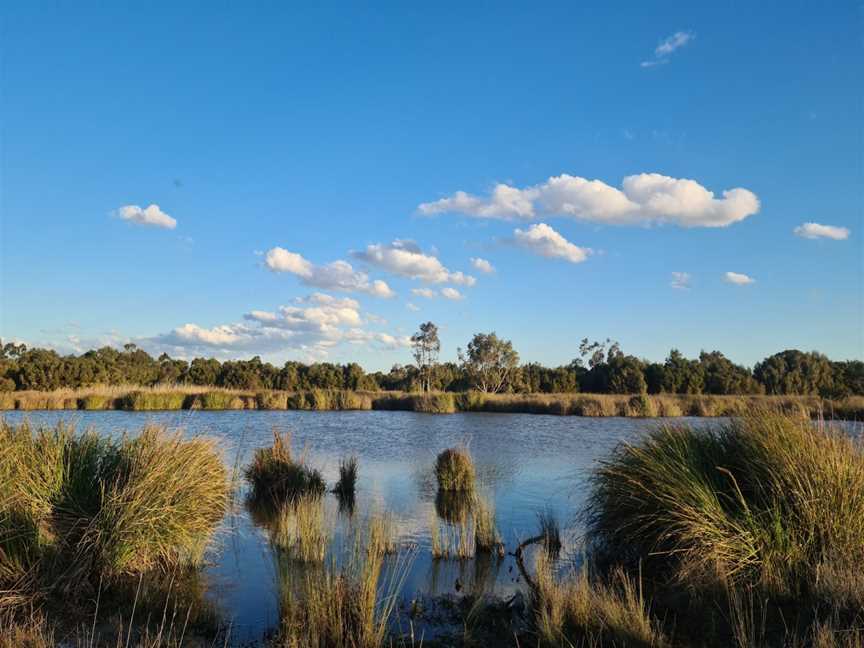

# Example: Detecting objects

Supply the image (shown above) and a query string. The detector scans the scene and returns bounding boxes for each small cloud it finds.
[512,223,592,264]
[353,239,476,285]
[793,222,850,241]
[441,287,464,300]
[406,302,420,312]
[670,272,691,290]
[411,288,436,299]
[470,257,495,274]
[724,271,755,285]
[115,204,177,229]
[641,30,695,68]
[263,248,395,298]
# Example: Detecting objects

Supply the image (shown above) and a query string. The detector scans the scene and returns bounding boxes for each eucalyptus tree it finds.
[411,322,441,393]
[459,332,519,393]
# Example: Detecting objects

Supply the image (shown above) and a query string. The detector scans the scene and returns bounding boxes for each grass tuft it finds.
[245,431,326,504]
[435,446,476,492]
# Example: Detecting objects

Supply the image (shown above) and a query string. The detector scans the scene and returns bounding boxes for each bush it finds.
[0,421,229,594]
[586,411,864,604]
[435,447,476,492]
[244,431,326,504]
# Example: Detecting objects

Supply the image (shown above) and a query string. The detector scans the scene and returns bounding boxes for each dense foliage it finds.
[1,338,861,396]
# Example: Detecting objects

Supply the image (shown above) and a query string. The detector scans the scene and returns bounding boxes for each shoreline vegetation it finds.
[1,385,863,419]
[2,411,863,646]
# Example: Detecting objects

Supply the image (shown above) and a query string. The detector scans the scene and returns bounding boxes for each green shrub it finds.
[435,447,476,492]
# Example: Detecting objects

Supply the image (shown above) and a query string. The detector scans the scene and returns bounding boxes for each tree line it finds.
[0,330,861,398]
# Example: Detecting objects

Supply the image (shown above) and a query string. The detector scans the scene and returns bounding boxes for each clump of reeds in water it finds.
[273,517,413,648]
[537,508,562,560]
[585,410,864,608]
[435,446,476,492]
[333,455,358,513]
[245,431,326,504]
[271,495,331,563]
[0,420,229,602]
[474,495,502,556]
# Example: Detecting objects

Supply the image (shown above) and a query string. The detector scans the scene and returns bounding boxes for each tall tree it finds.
[459,332,519,393]
[411,322,440,392]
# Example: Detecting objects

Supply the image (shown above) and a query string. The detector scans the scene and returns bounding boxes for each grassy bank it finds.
[2,385,862,419]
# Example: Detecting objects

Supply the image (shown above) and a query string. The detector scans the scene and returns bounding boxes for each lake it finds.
[0,410,746,643]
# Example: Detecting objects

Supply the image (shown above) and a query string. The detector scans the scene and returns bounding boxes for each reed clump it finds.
[532,555,667,648]
[272,496,331,563]
[435,446,476,492]
[245,431,326,504]
[333,455,358,502]
[586,410,864,607]
[272,523,411,648]
[0,421,229,602]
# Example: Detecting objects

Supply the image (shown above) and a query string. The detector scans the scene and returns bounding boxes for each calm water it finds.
[0,410,724,642]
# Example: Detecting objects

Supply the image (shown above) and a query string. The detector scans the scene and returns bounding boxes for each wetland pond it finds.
[2,410,728,643]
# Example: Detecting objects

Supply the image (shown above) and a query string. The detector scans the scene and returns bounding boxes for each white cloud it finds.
[724,271,755,285]
[793,222,850,241]
[641,30,694,67]
[145,293,408,359]
[353,240,476,285]
[419,172,759,228]
[406,302,420,312]
[115,204,177,229]
[670,272,691,290]
[512,223,592,264]
[470,257,495,274]
[411,288,437,299]
[440,287,464,300]
[264,248,395,298]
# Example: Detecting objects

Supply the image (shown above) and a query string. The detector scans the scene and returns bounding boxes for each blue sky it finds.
[1,1,861,370]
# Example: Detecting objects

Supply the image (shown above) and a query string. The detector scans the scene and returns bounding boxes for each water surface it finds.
[0,410,724,643]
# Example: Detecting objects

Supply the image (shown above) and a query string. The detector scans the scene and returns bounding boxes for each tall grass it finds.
[272,518,413,648]
[245,431,326,504]
[333,455,358,503]
[0,421,229,599]
[586,410,864,606]
[271,496,331,563]
[532,554,667,648]
[434,446,476,492]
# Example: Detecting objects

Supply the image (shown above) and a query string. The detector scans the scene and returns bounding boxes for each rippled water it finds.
[1,410,723,642]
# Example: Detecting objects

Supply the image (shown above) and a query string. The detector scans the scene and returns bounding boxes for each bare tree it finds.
[411,322,440,392]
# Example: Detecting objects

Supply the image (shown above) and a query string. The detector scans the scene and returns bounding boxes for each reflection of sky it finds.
[6,410,855,644]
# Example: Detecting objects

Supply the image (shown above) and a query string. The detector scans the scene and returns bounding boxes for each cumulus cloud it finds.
[418,172,759,228]
[264,248,395,298]
[671,272,692,290]
[145,293,409,359]
[793,222,850,240]
[641,30,694,67]
[411,288,437,299]
[115,204,177,229]
[440,287,464,300]
[470,257,495,274]
[512,223,592,264]
[406,302,420,312]
[353,240,476,285]
[724,271,755,285]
